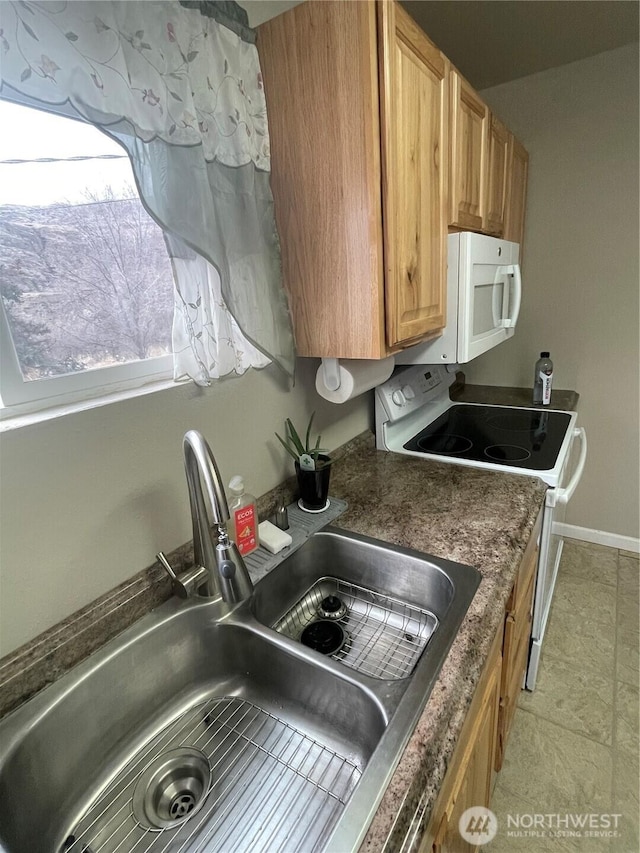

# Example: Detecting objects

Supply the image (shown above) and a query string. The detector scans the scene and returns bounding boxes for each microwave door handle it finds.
[553,428,588,506]
[499,264,522,328]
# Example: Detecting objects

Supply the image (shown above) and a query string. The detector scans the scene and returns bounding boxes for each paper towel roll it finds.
[315,357,395,404]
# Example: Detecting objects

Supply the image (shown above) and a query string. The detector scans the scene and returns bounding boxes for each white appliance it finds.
[396,232,522,366]
[375,364,587,690]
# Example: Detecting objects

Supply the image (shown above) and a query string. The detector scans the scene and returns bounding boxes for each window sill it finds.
[0,377,185,432]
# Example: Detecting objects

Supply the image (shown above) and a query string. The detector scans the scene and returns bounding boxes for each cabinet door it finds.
[433,775,478,852]
[257,1,386,359]
[449,70,488,231]
[495,510,540,771]
[379,1,448,349]
[496,593,534,772]
[431,650,501,852]
[422,625,502,853]
[484,115,510,235]
[504,135,529,246]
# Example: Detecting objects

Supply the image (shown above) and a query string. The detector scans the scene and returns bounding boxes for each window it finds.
[0,99,175,414]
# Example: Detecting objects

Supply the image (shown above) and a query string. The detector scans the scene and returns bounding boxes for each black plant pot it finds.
[295,455,332,511]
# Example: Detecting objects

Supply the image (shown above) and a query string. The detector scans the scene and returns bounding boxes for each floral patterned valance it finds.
[1,0,295,380]
[0,0,270,169]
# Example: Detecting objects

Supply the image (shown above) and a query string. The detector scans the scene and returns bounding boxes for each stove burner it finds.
[416,434,473,455]
[300,620,347,655]
[317,595,347,620]
[484,444,532,463]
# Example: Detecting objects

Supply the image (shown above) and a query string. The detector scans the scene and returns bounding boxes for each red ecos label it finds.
[233,504,258,555]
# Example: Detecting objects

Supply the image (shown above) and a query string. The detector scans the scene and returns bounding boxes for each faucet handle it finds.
[157,551,178,582]
[156,551,209,599]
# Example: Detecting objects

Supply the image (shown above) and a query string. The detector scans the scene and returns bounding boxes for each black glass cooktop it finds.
[403,405,572,471]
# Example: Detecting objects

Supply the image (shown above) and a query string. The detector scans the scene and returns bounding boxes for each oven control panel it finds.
[375,364,456,423]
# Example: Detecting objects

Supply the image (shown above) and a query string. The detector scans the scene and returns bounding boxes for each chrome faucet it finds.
[157,430,253,604]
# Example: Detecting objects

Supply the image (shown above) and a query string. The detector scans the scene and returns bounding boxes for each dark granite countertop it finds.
[325,433,547,851]
[451,382,579,412]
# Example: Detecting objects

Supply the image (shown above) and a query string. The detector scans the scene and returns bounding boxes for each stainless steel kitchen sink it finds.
[0,612,384,853]
[0,529,480,853]
[252,528,462,681]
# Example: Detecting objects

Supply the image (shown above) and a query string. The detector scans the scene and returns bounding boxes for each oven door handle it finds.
[554,427,587,506]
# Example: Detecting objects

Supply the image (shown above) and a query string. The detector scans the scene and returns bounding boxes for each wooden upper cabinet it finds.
[449,70,488,232]
[504,135,529,246]
[449,70,529,243]
[484,114,510,235]
[258,1,526,360]
[257,1,385,359]
[378,2,448,348]
[257,0,447,359]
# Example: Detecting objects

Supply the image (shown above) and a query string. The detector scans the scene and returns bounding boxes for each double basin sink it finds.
[0,528,480,853]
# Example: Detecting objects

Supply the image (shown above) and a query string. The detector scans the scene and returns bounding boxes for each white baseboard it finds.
[555,523,640,554]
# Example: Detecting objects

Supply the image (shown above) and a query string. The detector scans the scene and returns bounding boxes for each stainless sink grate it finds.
[64,696,360,853]
[274,577,438,680]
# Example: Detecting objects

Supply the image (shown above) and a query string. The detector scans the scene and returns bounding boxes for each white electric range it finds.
[375,364,587,690]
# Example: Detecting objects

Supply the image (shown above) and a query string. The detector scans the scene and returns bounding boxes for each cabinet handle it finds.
[499,264,521,328]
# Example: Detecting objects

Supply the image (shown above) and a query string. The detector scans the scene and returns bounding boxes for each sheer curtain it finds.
[0,0,295,382]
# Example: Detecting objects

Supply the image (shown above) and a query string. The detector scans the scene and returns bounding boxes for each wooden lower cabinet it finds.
[419,509,543,852]
[420,623,503,853]
[495,509,542,771]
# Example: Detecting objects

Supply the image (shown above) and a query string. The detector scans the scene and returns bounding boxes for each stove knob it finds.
[392,385,416,407]
[402,384,416,401]
[391,389,407,407]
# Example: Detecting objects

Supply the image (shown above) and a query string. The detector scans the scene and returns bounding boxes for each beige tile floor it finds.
[486,539,639,852]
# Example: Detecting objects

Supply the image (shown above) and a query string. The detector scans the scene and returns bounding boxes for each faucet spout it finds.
[182,430,253,604]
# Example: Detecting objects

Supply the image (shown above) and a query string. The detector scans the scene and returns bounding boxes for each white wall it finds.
[465,44,640,539]
[0,360,370,656]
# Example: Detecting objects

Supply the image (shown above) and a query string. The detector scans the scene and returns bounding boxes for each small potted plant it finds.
[276,413,332,512]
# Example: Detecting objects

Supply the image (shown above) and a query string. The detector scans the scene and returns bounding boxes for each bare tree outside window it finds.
[0,100,174,384]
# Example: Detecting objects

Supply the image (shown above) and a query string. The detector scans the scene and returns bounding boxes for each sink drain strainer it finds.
[300,620,348,655]
[275,577,438,679]
[132,747,211,830]
[68,697,360,852]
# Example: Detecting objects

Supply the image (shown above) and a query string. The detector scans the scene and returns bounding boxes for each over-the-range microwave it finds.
[396,232,522,366]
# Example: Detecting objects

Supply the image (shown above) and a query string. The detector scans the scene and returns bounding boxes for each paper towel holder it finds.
[320,358,341,391]
[316,355,396,404]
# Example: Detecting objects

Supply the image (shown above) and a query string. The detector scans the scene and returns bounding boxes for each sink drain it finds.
[132,747,211,830]
[300,620,348,655]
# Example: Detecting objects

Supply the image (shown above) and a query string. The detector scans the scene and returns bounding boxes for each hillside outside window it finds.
[0,99,176,408]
